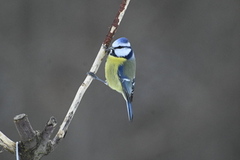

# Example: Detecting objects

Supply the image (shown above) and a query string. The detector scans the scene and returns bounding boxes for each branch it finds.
[0,131,15,154]
[51,0,131,148]
[1,114,57,160]
[14,114,37,150]
[0,0,131,159]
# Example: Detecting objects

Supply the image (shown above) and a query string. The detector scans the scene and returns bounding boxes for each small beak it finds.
[105,47,114,54]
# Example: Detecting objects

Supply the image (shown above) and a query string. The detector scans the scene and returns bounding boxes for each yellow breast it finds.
[105,55,126,93]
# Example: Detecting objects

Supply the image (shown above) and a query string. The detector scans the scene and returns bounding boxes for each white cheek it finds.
[114,48,131,57]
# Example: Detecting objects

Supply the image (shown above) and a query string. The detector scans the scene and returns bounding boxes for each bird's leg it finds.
[87,72,108,85]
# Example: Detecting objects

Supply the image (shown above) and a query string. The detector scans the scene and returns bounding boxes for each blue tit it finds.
[88,37,136,121]
[105,37,136,121]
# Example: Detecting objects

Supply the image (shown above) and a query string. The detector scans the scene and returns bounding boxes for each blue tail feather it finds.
[126,101,133,121]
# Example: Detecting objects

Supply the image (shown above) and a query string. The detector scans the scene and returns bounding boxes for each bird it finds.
[88,37,136,121]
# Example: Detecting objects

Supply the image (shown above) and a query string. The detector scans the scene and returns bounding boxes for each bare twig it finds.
[52,0,131,148]
[0,131,15,153]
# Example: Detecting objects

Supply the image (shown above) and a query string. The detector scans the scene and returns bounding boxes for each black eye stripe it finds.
[114,46,124,49]
[114,46,131,49]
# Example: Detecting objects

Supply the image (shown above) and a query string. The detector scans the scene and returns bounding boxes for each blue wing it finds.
[118,65,135,121]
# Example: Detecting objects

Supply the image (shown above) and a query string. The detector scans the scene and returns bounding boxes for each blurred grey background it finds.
[1,0,240,160]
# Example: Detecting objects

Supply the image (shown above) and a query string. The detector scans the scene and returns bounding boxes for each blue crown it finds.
[117,37,129,43]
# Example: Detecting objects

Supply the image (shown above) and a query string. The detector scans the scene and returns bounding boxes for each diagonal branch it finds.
[51,0,131,148]
[0,1,131,159]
